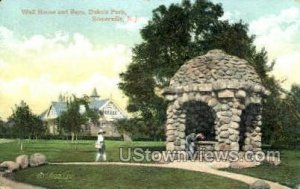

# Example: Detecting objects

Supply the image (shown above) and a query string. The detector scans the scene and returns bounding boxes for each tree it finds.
[277,84,300,147]
[119,0,290,145]
[58,96,100,142]
[59,97,86,142]
[120,0,221,139]
[9,101,46,150]
[31,116,46,139]
[119,0,284,140]
[0,117,6,138]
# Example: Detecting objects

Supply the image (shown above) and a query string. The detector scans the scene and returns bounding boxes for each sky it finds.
[0,0,299,119]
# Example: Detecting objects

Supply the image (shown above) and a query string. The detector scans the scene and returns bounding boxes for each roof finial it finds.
[58,93,64,102]
[91,88,100,99]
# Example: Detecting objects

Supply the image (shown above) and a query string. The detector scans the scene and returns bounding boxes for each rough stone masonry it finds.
[162,49,270,152]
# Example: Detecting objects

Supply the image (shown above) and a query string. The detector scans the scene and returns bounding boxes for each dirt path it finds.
[51,161,290,189]
[0,139,14,144]
[0,161,290,189]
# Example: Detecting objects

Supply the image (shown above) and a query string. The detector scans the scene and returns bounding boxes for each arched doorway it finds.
[239,103,262,151]
[182,101,216,141]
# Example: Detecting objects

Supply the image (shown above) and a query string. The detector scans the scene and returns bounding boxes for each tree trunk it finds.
[20,140,23,151]
[75,133,78,150]
[71,132,75,142]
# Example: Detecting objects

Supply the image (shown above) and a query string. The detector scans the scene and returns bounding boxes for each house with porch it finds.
[41,88,127,137]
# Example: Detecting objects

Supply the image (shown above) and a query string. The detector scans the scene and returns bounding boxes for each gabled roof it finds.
[42,96,127,120]
[39,109,48,121]
[51,101,67,115]
[89,99,109,110]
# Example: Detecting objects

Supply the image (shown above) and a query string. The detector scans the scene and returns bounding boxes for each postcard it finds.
[0,0,299,188]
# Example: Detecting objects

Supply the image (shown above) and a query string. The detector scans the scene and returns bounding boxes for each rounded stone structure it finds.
[163,49,270,152]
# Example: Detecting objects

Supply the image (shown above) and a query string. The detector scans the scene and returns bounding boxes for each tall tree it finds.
[119,0,284,141]
[278,84,300,147]
[9,101,45,149]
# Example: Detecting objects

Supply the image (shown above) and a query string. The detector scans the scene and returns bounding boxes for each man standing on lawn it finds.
[95,129,106,161]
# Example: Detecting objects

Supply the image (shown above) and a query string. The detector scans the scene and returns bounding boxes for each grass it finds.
[0,139,165,162]
[13,164,249,189]
[223,150,300,188]
[1,140,299,188]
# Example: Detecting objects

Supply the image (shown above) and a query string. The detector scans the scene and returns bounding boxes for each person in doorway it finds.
[95,129,106,161]
[185,132,205,160]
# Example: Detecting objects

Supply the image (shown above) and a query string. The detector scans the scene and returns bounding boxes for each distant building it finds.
[41,88,127,137]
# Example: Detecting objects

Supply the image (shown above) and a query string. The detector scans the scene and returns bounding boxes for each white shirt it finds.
[97,134,104,142]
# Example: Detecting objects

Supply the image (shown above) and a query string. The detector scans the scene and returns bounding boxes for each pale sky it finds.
[0,0,299,119]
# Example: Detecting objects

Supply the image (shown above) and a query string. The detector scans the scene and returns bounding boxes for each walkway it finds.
[0,139,14,144]
[0,161,290,189]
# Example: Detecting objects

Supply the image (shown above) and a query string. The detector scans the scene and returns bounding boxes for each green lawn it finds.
[223,150,300,188]
[1,140,299,188]
[0,140,165,162]
[13,164,249,189]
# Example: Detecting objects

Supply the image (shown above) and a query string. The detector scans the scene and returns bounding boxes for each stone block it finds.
[165,95,175,101]
[255,127,261,132]
[166,142,175,151]
[231,115,241,122]
[221,104,230,111]
[30,153,47,167]
[218,90,234,98]
[218,143,231,151]
[166,135,175,142]
[244,138,251,145]
[235,90,246,98]
[220,131,230,138]
[228,128,239,135]
[253,135,261,142]
[221,111,233,117]
[220,124,229,131]
[232,108,242,116]
[253,85,262,93]
[166,124,175,130]
[242,145,253,151]
[198,84,213,92]
[230,122,239,129]
[0,161,20,172]
[16,155,29,169]
[166,130,175,136]
[229,135,238,142]
[178,132,185,138]
[178,124,185,132]
[230,142,239,151]
[250,180,270,189]
[208,98,218,107]
[220,117,231,124]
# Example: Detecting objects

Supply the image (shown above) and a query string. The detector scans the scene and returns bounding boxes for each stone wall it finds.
[164,87,264,152]
[163,50,268,152]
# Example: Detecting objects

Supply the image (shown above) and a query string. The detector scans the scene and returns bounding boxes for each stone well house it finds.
[162,50,270,152]
[41,88,127,137]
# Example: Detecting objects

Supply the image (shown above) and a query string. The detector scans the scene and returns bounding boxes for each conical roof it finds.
[91,88,99,98]
[164,49,269,95]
